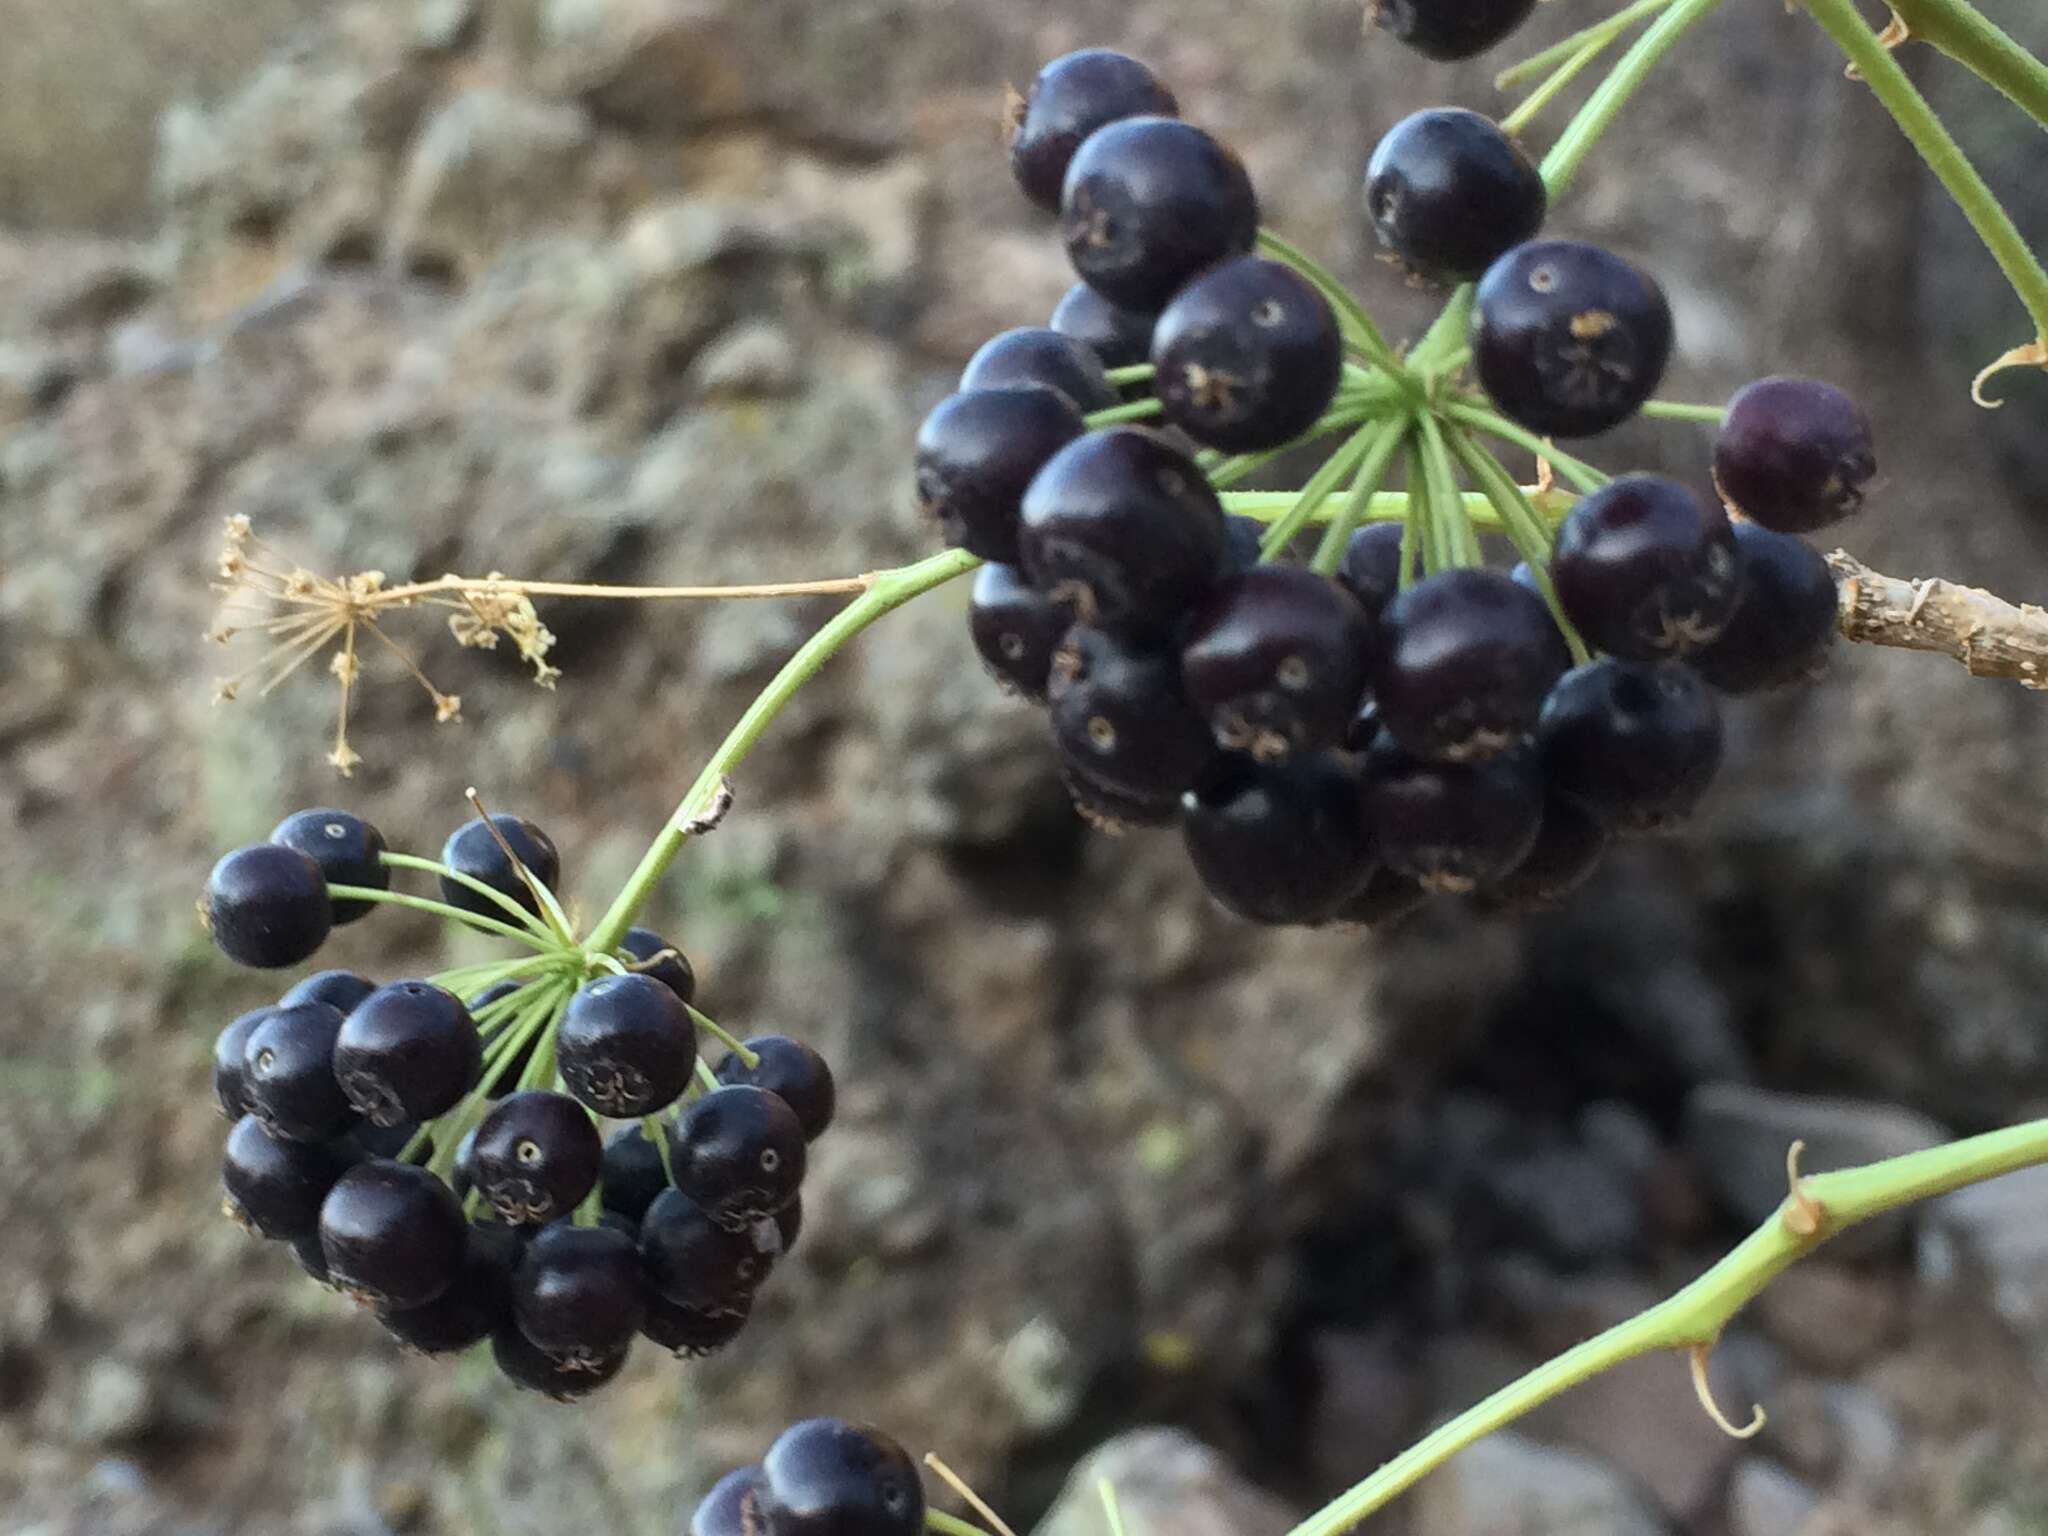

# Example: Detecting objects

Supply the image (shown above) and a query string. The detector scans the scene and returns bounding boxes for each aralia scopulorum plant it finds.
[195,0,2048,1522]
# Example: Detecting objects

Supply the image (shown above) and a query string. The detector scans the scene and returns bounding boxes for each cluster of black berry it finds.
[201,808,836,1399]
[915,45,1875,927]
[689,1420,926,1536]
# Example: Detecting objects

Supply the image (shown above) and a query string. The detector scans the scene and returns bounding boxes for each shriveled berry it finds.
[213,1007,272,1119]
[1050,283,1158,371]
[1049,626,1218,809]
[1365,109,1544,283]
[1183,754,1373,924]
[558,973,698,1117]
[319,1160,467,1310]
[222,1114,352,1239]
[715,1036,836,1142]
[1372,0,1538,60]
[619,926,696,1005]
[601,1121,675,1225]
[1333,866,1429,928]
[471,1091,603,1226]
[1011,49,1179,212]
[673,1085,807,1229]
[1714,376,1875,533]
[693,1466,769,1536]
[968,563,1070,702]
[205,844,332,970]
[1478,791,1609,910]
[1472,241,1672,437]
[512,1222,648,1369]
[269,809,387,925]
[243,1002,354,1142]
[1181,565,1373,758]
[334,981,481,1127]
[1551,475,1741,660]
[640,1188,776,1312]
[279,969,377,1013]
[961,327,1116,414]
[379,1221,519,1354]
[761,1419,926,1536]
[440,814,560,922]
[492,1323,627,1400]
[1373,568,1569,761]
[1361,738,1544,893]
[1020,428,1229,632]
[1061,117,1259,311]
[1691,522,1837,693]
[1336,521,1407,625]
[1537,659,1723,831]
[648,1292,753,1359]
[1151,257,1342,452]
[916,388,1087,565]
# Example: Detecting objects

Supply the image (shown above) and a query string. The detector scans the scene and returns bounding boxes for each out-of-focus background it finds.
[4,1,2048,1532]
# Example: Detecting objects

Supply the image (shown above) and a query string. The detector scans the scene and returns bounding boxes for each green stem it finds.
[1217,488,1574,529]
[1393,445,1421,591]
[926,1513,993,1536]
[1540,0,1729,201]
[1496,0,1677,88]
[686,1004,760,1069]
[423,981,570,1178]
[1289,1116,2048,1536]
[1447,427,1593,665]
[379,851,557,940]
[1415,413,1480,568]
[1255,228,1410,382]
[1806,0,2048,344]
[323,884,557,951]
[644,1115,677,1187]
[1502,34,1613,137]
[1640,400,1729,424]
[1259,423,1386,559]
[1311,417,1413,575]
[432,952,557,1000]
[1085,399,1164,427]
[1891,0,2048,129]
[1104,363,1155,387]
[582,549,980,957]
[693,1057,720,1096]
[1443,403,1612,493]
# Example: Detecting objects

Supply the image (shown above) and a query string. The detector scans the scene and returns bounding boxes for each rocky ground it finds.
[4,1,2048,1534]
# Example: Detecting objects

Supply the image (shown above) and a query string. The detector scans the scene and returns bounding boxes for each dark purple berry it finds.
[1537,659,1723,831]
[915,388,1086,565]
[1333,866,1430,927]
[761,1419,926,1536]
[1478,790,1609,909]
[646,1292,752,1359]
[269,809,387,925]
[471,1091,602,1226]
[279,969,377,1013]
[1373,568,1569,761]
[1057,764,1184,833]
[439,814,560,922]
[619,926,696,1006]
[1019,428,1229,632]
[1181,565,1374,757]
[1714,376,1876,533]
[640,1188,776,1311]
[379,1222,519,1354]
[205,844,332,970]
[1050,282,1158,371]
[213,1007,272,1119]
[961,327,1116,414]
[343,1119,432,1162]
[512,1222,648,1369]
[318,1160,467,1310]
[1182,754,1373,924]
[243,1003,354,1142]
[1472,241,1672,438]
[1361,738,1544,893]
[1365,108,1544,284]
[492,1322,627,1400]
[333,981,482,1127]
[1011,49,1179,213]
[1372,0,1538,59]
[968,563,1069,702]
[1060,118,1259,312]
[1551,474,1741,660]
[1222,515,1266,571]
[1151,257,1341,452]
[715,1036,836,1142]
[1345,697,1385,753]
[1691,522,1837,693]
[673,1085,807,1229]
[1049,625,1218,810]
[222,1114,352,1239]
[693,1467,769,1536]
[601,1121,675,1225]
[1336,522,1407,625]
[291,1231,335,1284]
[774,1194,804,1257]
[558,973,698,1117]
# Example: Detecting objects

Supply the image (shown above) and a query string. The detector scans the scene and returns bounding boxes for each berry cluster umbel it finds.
[202,807,837,1400]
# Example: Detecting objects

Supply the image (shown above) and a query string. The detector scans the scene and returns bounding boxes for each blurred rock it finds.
[1305,1328,1423,1491]
[1411,1431,1666,1536]
[1753,1263,1904,1376]
[1726,1459,1821,1536]
[69,1362,160,1448]
[538,0,750,130]
[1031,1429,1298,1536]
[1922,1165,2048,1357]
[1823,1383,1903,1490]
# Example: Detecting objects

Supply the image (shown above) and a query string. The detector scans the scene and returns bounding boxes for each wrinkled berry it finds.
[1551,474,1741,660]
[1538,659,1723,831]
[1714,376,1876,533]
[915,388,1087,565]
[558,973,698,1117]
[205,844,332,970]
[269,809,388,925]
[1365,109,1544,283]
[1061,117,1259,311]
[1373,568,1569,761]
[1151,256,1342,452]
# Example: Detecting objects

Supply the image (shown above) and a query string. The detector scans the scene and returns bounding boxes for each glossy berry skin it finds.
[492,1323,627,1401]
[1336,522,1407,626]
[618,926,696,1006]
[1050,626,1218,810]
[1479,791,1610,910]
[674,1085,808,1229]
[1334,866,1429,928]
[1538,659,1723,830]
[1365,109,1544,284]
[1552,475,1742,660]
[1691,522,1837,693]
[761,1419,926,1536]
[1051,282,1158,371]
[243,1002,353,1142]
[1060,118,1260,312]
[693,1466,769,1536]
[439,814,560,922]
[379,1222,520,1354]
[334,981,482,1127]
[1223,515,1266,572]
[1181,565,1374,758]
[916,388,1087,566]
[1361,739,1544,893]
[1472,241,1672,438]
[512,1222,648,1368]
[1372,0,1538,59]
[646,1292,752,1358]
[640,1188,776,1312]
[716,1036,837,1142]
[1151,257,1342,452]
[278,969,377,1013]
[205,843,332,970]
[961,327,1116,415]
[1019,428,1230,633]
[558,973,698,1118]
[291,1232,336,1284]
[968,564,1069,703]
[1183,754,1374,924]
[601,1121,675,1225]
[318,1160,467,1310]
[213,1008,273,1119]
[1058,765,1184,833]
[1373,568,1569,762]
[470,1091,603,1226]
[1714,376,1875,533]
[269,809,387,925]
[1011,49,1179,212]
[222,1114,352,1239]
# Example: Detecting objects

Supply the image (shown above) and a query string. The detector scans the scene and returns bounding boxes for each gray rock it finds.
[1306,1328,1424,1490]
[691,320,804,400]
[538,0,750,130]
[1823,1384,1904,1489]
[1726,1460,1822,1536]
[1412,1430,1667,1536]
[1922,1164,2048,1355]
[70,1362,160,1448]
[1752,1263,1903,1375]
[1032,1429,1298,1536]
[1484,1146,1645,1270]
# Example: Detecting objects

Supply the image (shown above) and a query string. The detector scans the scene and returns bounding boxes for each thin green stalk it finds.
[379,851,556,939]
[432,951,558,1000]
[1502,34,1613,137]
[1393,444,1422,590]
[693,1057,720,1095]
[1447,427,1593,665]
[1891,0,2048,129]
[582,549,979,956]
[1206,407,1373,489]
[1415,414,1479,569]
[1312,418,1412,575]
[1259,423,1388,559]
[644,1115,677,1186]
[324,884,557,951]
[1255,228,1410,381]
[686,1004,760,1069]
[1540,0,1729,200]
[1104,363,1155,387]
[1640,400,1729,424]
[1443,402,1612,492]
[925,1513,992,1536]
[1289,1116,2048,1536]
[420,980,569,1176]
[1215,488,1575,530]
[1496,0,1677,88]
[1099,1480,1131,1536]
[1085,400,1164,427]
